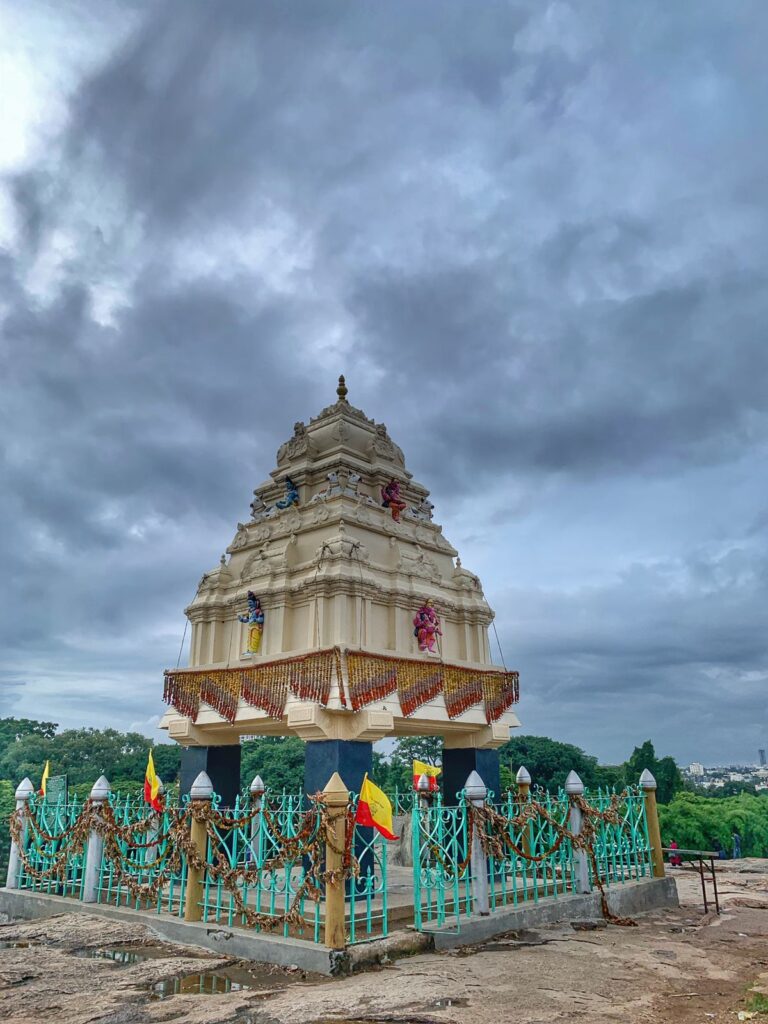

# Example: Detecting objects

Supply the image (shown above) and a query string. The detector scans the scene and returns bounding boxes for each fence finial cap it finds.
[15,778,34,800]
[639,768,657,790]
[90,775,111,801]
[250,774,265,795]
[564,770,584,795]
[516,766,531,785]
[322,771,348,799]
[464,769,487,801]
[190,771,214,800]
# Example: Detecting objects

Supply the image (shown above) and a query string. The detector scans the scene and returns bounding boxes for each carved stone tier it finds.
[160,377,520,750]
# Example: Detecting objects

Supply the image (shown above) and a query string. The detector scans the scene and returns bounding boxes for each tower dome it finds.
[161,377,519,765]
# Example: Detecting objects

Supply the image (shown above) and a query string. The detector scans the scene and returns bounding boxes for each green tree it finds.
[498,735,606,793]
[659,792,768,857]
[0,718,57,744]
[386,736,443,793]
[623,740,683,804]
[152,744,181,784]
[239,737,305,794]
[0,721,181,792]
[0,779,15,876]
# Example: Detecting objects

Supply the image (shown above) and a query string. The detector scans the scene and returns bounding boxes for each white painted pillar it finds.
[417,773,431,812]
[82,775,111,903]
[249,774,264,863]
[565,770,590,894]
[6,778,34,889]
[466,770,490,916]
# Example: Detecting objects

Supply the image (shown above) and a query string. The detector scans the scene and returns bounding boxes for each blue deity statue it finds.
[275,476,299,509]
[239,591,265,654]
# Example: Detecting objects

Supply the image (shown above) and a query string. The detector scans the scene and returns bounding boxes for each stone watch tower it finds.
[160,377,519,803]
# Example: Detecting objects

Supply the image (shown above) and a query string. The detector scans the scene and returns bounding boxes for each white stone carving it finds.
[410,497,435,521]
[231,524,249,550]
[398,545,442,583]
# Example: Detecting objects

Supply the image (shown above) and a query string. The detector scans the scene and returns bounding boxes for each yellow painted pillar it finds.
[184,771,213,922]
[640,769,665,878]
[323,771,349,950]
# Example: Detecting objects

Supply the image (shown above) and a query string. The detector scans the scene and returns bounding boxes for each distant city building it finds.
[688,762,705,777]
[759,749,766,767]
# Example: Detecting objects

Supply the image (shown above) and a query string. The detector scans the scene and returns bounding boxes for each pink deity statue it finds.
[413,601,442,654]
[381,478,408,522]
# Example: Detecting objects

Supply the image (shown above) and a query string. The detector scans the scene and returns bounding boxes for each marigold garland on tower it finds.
[346,650,397,711]
[164,649,518,722]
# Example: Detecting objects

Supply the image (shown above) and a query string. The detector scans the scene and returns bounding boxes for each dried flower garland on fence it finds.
[9,793,360,934]
[466,791,638,927]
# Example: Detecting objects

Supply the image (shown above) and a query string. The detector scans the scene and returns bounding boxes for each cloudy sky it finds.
[1,1,766,768]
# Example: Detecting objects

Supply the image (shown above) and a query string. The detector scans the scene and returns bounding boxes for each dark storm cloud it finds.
[1,0,767,761]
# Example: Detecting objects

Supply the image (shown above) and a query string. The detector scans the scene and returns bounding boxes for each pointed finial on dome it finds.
[337,374,348,401]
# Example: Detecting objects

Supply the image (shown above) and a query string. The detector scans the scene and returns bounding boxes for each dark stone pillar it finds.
[304,740,374,882]
[442,747,501,805]
[303,740,372,798]
[180,745,242,809]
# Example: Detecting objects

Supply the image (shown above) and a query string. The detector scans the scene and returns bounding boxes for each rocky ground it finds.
[3,862,768,1024]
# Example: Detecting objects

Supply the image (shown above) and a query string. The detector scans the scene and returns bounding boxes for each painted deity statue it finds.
[239,591,265,655]
[413,601,442,654]
[381,478,407,522]
[276,476,299,509]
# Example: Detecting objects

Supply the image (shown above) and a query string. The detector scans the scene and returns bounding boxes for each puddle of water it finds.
[149,966,283,998]
[431,997,469,1008]
[0,940,38,949]
[73,944,195,965]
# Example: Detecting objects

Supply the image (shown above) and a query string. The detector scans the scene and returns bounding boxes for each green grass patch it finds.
[745,991,768,1014]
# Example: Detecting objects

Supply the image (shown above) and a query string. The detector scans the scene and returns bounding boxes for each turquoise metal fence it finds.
[195,790,323,941]
[96,791,187,916]
[489,788,575,910]
[411,786,652,932]
[412,795,471,930]
[18,794,87,899]
[347,795,389,943]
[589,787,653,885]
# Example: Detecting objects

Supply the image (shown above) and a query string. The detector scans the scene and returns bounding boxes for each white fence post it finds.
[6,778,34,889]
[82,775,111,903]
[465,770,490,916]
[249,774,264,862]
[417,773,432,811]
[565,770,590,894]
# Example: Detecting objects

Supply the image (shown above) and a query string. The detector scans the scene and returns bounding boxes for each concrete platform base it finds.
[0,876,677,974]
[421,876,679,949]
[0,888,335,975]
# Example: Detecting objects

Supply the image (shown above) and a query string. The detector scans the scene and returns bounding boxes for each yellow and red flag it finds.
[355,774,398,841]
[39,760,50,798]
[412,759,441,792]
[143,751,163,812]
